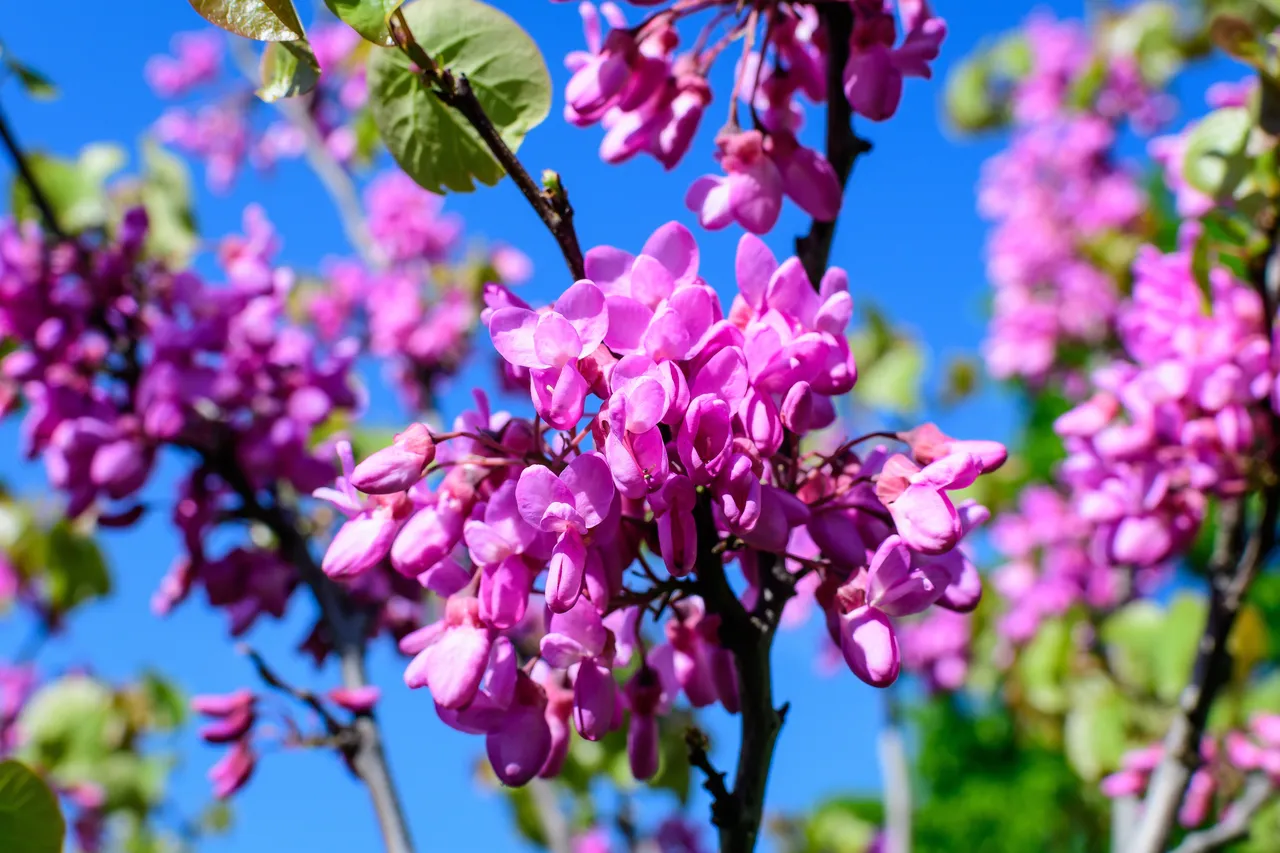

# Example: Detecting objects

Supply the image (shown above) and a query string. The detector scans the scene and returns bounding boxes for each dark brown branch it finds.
[0,101,67,240]
[692,498,794,853]
[686,726,733,826]
[389,11,586,281]
[240,643,346,737]
[794,2,871,287]
[207,450,415,853]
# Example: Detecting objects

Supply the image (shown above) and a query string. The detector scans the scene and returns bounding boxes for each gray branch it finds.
[1170,776,1273,853]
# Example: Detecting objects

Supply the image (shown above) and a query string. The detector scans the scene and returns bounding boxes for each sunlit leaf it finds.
[257,38,320,102]
[367,0,551,193]
[325,0,402,46]
[186,0,305,41]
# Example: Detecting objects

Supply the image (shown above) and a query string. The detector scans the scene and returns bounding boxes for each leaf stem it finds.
[389,9,586,281]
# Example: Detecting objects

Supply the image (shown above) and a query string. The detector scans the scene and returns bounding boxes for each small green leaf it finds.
[8,61,57,100]
[0,760,65,853]
[140,140,198,267]
[367,0,552,193]
[186,0,306,42]
[140,672,187,731]
[854,336,926,416]
[10,147,123,235]
[1154,594,1206,703]
[325,0,402,46]
[45,520,111,614]
[1064,678,1128,781]
[944,58,1001,133]
[258,39,320,102]
[18,676,114,769]
[1182,107,1253,198]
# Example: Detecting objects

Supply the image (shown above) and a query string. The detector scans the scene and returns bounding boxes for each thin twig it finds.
[227,38,384,269]
[528,778,573,853]
[1169,776,1274,853]
[878,695,912,853]
[0,100,67,240]
[388,9,585,281]
[794,2,871,287]
[239,643,345,736]
[205,447,415,853]
[686,726,734,826]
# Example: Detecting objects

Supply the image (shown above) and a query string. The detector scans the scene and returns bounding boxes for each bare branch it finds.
[1170,776,1274,853]
[227,38,385,269]
[0,101,67,240]
[239,643,345,736]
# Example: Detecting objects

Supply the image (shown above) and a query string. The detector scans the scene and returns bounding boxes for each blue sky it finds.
[0,1,1109,851]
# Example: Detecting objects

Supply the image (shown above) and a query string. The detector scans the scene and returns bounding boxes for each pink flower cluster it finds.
[191,684,382,800]
[1055,225,1272,569]
[315,222,1005,786]
[555,0,946,234]
[978,16,1160,383]
[305,170,533,410]
[989,486,1132,644]
[0,207,433,655]
[148,24,366,191]
[899,608,970,692]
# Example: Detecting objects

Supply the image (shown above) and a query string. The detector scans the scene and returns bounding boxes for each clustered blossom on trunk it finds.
[317,221,1006,785]
[549,0,945,234]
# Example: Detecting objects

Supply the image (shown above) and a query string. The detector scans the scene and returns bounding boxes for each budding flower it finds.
[350,423,436,495]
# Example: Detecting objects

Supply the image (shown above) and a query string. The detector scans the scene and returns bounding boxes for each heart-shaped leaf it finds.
[367,0,551,194]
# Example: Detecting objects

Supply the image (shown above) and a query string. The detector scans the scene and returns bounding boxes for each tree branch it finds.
[1130,210,1280,853]
[528,778,572,853]
[228,38,385,270]
[1170,776,1274,853]
[240,643,346,737]
[209,452,416,853]
[692,498,793,853]
[878,695,912,853]
[389,10,586,281]
[0,100,67,240]
[794,2,871,287]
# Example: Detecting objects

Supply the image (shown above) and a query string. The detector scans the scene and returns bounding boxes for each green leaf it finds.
[324,0,402,46]
[186,0,306,41]
[1100,601,1164,695]
[367,0,552,193]
[10,146,124,235]
[140,140,198,267]
[854,336,926,416]
[1182,107,1253,198]
[1153,594,1206,703]
[804,797,881,853]
[45,520,111,614]
[140,672,186,731]
[258,39,321,102]
[0,760,65,853]
[944,58,1001,133]
[18,676,114,770]
[1064,677,1128,781]
[1017,616,1072,713]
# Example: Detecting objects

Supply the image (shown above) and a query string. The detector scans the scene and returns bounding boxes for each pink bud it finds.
[328,685,381,714]
[349,423,435,495]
